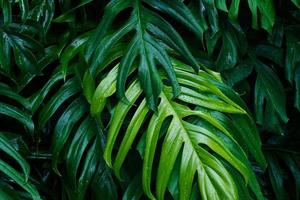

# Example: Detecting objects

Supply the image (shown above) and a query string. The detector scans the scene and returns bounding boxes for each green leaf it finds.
[268,20,284,47]
[229,0,240,21]
[258,0,275,33]
[0,159,41,200]
[286,32,300,82]
[103,59,264,200]
[29,71,64,112]
[51,97,88,174]
[295,66,300,110]
[116,37,139,102]
[19,0,29,21]
[145,0,204,38]
[87,0,198,110]
[137,34,163,111]
[89,17,136,75]
[229,0,275,32]
[91,159,118,200]
[281,154,300,199]
[79,139,100,181]
[37,77,81,129]
[216,0,228,12]
[91,66,118,116]
[82,70,95,103]
[0,189,16,200]
[0,132,30,180]
[85,0,132,60]
[267,154,288,200]
[204,1,220,35]
[0,31,11,74]
[0,102,34,134]
[54,0,93,23]
[223,62,253,86]
[255,45,283,67]
[60,32,91,77]
[292,0,300,8]
[29,0,55,32]
[0,27,42,74]
[253,58,288,124]
[122,173,143,200]
[104,80,142,168]
[0,83,30,109]
[0,0,12,24]
[66,117,96,187]
[13,47,39,74]
[216,31,238,71]
[203,78,267,168]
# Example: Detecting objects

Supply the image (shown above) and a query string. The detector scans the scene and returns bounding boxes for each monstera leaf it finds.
[0,133,41,200]
[250,56,288,134]
[30,67,117,200]
[85,0,201,111]
[1,0,300,199]
[184,0,276,33]
[91,59,266,200]
[0,23,43,75]
[264,125,300,200]
[286,27,300,110]
[0,84,40,200]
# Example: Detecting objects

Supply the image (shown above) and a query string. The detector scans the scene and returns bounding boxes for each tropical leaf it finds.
[29,0,55,32]
[0,159,41,200]
[0,132,40,200]
[101,59,265,200]
[251,57,288,134]
[30,64,117,199]
[0,23,43,75]
[1,1,299,199]
[286,28,300,110]
[228,0,275,32]
[0,80,41,199]
[54,0,93,23]
[291,0,300,8]
[85,0,200,111]
[264,130,300,200]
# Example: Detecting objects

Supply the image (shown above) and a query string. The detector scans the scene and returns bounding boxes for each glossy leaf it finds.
[51,97,88,174]
[87,0,199,110]
[103,59,264,200]
[0,159,40,200]
[0,132,30,180]
[0,102,34,134]
[37,77,81,129]
[1,1,298,199]
[253,58,288,125]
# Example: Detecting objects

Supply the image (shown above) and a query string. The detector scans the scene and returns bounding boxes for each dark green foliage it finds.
[0,0,299,200]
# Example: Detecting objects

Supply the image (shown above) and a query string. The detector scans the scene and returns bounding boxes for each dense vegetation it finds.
[0,0,299,199]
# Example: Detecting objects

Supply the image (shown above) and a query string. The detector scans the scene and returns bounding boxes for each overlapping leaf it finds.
[1,0,299,199]
[264,132,300,200]
[286,28,300,110]
[0,24,42,74]
[98,59,265,200]
[85,0,200,111]
[31,68,117,199]
[251,57,288,134]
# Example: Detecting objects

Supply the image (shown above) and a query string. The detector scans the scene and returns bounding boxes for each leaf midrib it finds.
[160,92,202,164]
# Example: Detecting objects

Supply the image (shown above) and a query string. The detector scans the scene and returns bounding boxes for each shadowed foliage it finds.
[0,0,299,200]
